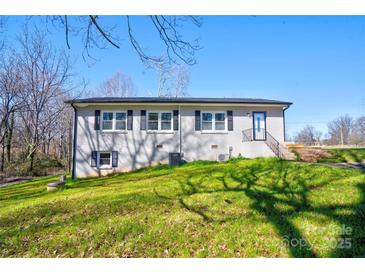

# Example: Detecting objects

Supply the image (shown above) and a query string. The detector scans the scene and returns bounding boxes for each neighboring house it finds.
[66,97,292,178]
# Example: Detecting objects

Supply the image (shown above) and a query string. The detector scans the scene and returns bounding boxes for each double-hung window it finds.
[101,111,127,131]
[148,112,159,130]
[99,152,111,168]
[161,112,172,130]
[147,111,173,131]
[102,112,113,130]
[201,112,226,132]
[202,113,213,130]
[115,112,127,130]
[215,113,226,130]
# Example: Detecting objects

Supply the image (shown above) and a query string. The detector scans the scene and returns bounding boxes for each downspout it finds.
[283,104,291,142]
[71,104,78,180]
[179,104,182,155]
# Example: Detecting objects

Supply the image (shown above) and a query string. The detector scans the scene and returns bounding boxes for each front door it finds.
[253,112,266,140]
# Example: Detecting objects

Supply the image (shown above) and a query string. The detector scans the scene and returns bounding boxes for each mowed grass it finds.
[0,158,364,258]
[319,148,365,164]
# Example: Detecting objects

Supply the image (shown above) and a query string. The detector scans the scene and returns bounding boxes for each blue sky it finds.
[3,16,365,138]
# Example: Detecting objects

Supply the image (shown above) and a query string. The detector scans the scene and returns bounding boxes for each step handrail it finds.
[242,128,286,158]
[242,128,252,142]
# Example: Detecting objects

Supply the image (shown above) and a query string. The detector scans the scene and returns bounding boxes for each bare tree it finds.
[43,16,202,65]
[327,115,353,146]
[350,116,365,146]
[97,71,135,97]
[0,16,6,51]
[16,29,77,172]
[0,55,24,171]
[294,126,322,146]
[156,61,190,97]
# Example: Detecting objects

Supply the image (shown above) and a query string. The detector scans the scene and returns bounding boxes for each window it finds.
[201,112,226,131]
[102,112,113,130]
[161,112,172,130]
[148,112,159,130]
[99,152,111,168]
[115,112,127,130]
[101,111,127,131]
[215,113,225,130]
[202,113,213,130]
[147,111,173,131]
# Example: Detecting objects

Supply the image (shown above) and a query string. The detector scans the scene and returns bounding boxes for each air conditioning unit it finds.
[168,153,182,166]
[217,153,230,162]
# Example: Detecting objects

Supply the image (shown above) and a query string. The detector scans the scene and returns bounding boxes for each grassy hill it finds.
[0,158,364,258]
[319,148,365,163]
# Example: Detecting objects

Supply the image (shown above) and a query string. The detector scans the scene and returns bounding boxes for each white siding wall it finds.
[74,104,285,177]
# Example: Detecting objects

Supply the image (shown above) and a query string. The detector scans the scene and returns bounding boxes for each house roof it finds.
[65,97,292,106]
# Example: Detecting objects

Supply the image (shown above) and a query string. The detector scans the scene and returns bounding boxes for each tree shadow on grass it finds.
[154,158,365,257]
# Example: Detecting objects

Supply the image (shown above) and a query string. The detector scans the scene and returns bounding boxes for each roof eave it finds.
[67,101,292,109]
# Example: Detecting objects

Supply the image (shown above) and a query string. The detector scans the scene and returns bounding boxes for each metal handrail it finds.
[242,128,285,158]
[266,131,281,157]
[242,128,252,142]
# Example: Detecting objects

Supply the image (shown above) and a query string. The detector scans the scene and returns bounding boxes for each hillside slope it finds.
[1,158,364,258]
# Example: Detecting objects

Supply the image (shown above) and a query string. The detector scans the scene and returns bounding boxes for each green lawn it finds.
[319,148,365,164]
[0,158,364,258]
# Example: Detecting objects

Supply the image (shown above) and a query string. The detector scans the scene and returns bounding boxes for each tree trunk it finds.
[0,141,5,172]
[6,112,14,162]
[59,134,64,160]
[0,113,9,172]
[29,131,38,172]
[28,143,36,172]
[42,141,46,155]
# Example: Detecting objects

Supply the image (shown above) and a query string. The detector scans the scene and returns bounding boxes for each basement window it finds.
[99,152,111,168]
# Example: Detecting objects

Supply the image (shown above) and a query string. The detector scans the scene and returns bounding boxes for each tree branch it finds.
[88,15,120,49]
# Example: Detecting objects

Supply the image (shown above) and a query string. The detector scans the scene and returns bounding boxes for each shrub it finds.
[4,157,65,177]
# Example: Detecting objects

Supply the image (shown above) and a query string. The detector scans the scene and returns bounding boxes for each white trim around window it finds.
[101,111,127,132]
[201,111,227,132]
[147,111,173,132]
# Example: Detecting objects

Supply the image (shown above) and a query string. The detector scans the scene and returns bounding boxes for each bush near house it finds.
[2,157,65,177]
[1,158,364,258]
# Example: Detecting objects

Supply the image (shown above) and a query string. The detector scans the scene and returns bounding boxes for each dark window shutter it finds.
[173,110,179,131]
[195,110,201,131]
[140,110,146,130]
[91,151,97,167]
[127,110,133,130]
[112,151,118,167]
[94,110,101,130]
[227,110,233,131]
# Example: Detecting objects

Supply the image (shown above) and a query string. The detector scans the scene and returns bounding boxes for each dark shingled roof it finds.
[65,97,292,106]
